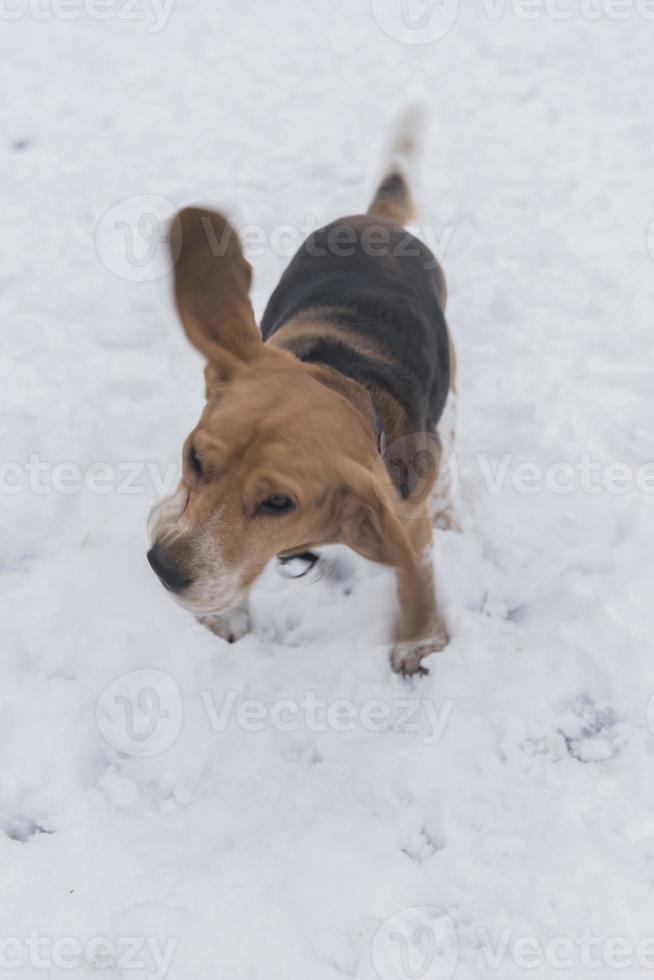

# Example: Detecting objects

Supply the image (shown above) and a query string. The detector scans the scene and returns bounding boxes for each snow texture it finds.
[2,1,654,978]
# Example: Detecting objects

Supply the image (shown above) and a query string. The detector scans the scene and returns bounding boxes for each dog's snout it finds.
[147,543,192,593]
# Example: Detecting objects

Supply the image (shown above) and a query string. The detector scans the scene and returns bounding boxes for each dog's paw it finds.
[391,622,449,677]
[197,604,250,644]
[433,505,462,533]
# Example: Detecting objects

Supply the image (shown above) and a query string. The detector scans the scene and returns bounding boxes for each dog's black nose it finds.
[147,543,192,593]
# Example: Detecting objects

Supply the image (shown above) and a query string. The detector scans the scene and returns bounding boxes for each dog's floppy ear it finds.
[169,207,261,378]
[338,460,416,568]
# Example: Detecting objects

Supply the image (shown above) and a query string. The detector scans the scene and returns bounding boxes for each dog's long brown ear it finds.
[169,207,261,377]
[338,460,416,568]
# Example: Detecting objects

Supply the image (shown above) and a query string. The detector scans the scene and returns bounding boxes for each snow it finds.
[2,2,654,978]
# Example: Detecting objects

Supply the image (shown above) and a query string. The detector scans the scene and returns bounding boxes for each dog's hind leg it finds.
[432,339,461,531]
[430,402,458,531]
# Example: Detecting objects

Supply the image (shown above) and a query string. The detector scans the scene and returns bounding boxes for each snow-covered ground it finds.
[2,1,654,977]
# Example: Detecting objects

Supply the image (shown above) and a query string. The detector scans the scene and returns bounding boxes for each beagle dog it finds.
[148,119,456,675]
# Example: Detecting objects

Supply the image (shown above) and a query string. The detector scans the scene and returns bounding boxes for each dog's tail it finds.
[367,103,425,226]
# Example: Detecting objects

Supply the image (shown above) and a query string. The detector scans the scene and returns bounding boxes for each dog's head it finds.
[147,207,416,616]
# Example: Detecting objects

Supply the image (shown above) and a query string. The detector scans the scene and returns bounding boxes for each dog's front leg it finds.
[197,601,250,644]
[391,522,448,676]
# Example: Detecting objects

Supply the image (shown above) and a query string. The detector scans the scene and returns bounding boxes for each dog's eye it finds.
[255,495,296,517]
[188,445,203,478]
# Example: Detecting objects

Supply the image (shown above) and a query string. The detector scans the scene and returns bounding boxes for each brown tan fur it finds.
[148,206,455,674]
[268,316,395,365]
